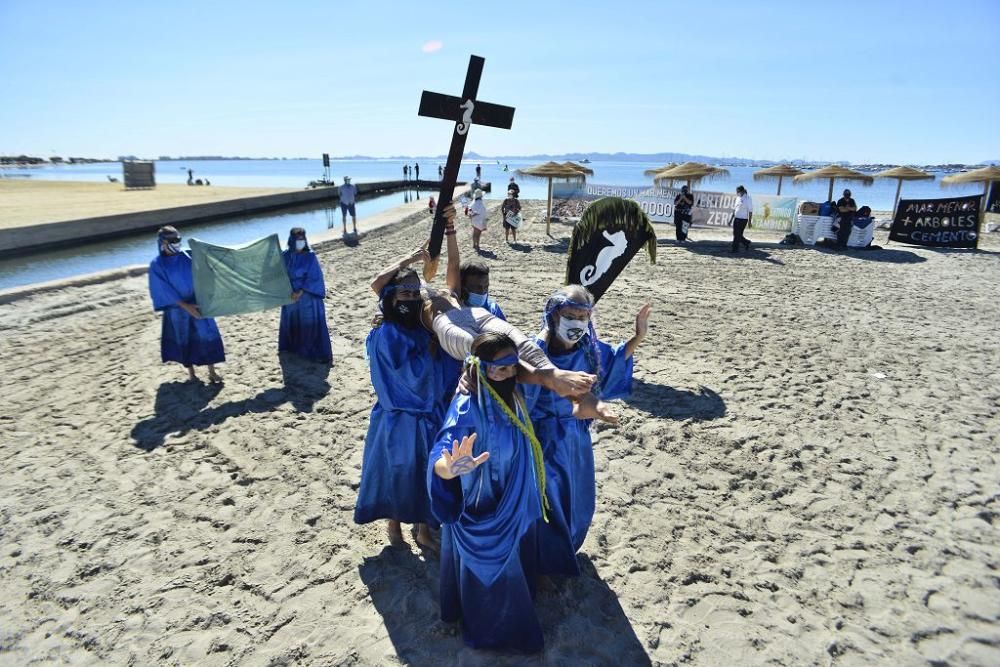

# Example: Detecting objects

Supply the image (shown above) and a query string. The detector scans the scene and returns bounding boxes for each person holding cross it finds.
[369,204,615,422]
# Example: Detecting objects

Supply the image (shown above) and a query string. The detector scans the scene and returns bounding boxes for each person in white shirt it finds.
[340,176,359,236]
[731,185,753,253]
[468,188,488,252]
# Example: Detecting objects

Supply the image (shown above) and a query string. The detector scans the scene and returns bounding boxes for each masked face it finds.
[295,239,307,251]
[555,309,590,346]
[385,284,423,329]
[484,348,518,405]
[462,274,490,308]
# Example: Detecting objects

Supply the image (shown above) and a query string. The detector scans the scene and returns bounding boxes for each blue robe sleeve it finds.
[427,395,475,524]
[596,339,634,400]
[488,299,507,321]
[366,325,436,413]
[148,258,182,311]
[302,253,326,298]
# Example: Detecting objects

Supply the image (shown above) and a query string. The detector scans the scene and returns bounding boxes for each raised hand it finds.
[409,243,431,266]
[435,433,489,480]
[635,303,652,340]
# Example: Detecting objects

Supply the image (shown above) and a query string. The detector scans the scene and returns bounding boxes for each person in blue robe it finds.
[354,268,440,551]
[527,285,651,576]
[147,226,225,383]
[279,228,332,363]
[428,332,548,654]
[459,259,507,321]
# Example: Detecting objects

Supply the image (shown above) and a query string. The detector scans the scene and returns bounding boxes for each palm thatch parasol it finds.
[873,166,934,215]
[793,165,874,202]
[652,161,729,188]
[941,165,1000,229]
[752,164,804,195]
[517,161,588,234]
[561,161,594,176]
[643,162,678,177]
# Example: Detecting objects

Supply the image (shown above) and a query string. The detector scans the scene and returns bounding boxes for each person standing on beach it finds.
[427,332,547,653]
[501,188,521,244]
[279,228,332,363]
[835,189,857,248]
[403,164,409,181]
[527,286,648,575]
[354,264,440,552]
[438,164,443,178]
[467,189,488,252]
[732,185,753,252]
[148,226,224,383]
[414,163,420,181]
[339,176,358,236]
[475,163,481,180]
[673,185,694,243]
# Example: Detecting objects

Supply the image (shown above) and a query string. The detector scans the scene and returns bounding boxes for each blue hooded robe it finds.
[428,390,545,654]
[354,321,439,525]
[527,335,633,575]
[279,242,332,363]
[148,250,225,366]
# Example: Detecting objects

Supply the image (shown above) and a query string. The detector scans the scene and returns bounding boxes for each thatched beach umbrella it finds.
[793,165,874,202]
[653,161,729,188]
[517,161,588,234]
[753,164,804,195]
[643,163,677,177]
[561,161,594,176]
[874,166,935,215]
[941,165,1000,230]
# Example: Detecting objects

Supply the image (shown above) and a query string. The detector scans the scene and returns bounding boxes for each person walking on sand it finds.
[501,188,521,244]
[673,184,694,243]
[279,228,332,363]
[148,226,224,383]
[732,185,753,253]
[340,176,359,236]
[414,163,420,181]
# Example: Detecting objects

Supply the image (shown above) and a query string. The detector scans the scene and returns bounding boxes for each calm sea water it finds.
[0,189,427,291]
[1,158,986,290]
[3,158,984,209]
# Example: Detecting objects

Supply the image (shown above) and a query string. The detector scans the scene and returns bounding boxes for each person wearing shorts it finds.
[468,189,487,252]
[340,176,358,236]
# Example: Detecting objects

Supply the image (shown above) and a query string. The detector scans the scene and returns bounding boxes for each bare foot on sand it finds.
[414,524,439,555]
[387,520,407,547]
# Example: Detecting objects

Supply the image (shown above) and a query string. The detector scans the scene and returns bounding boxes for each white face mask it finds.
[295,239,306,251]
[556,317,589,345]
[167,242,181,254]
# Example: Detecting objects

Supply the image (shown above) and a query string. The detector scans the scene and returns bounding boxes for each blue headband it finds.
[481,353,518,368]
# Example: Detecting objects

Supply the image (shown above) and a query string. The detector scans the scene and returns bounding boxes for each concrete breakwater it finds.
[0,179,488,257]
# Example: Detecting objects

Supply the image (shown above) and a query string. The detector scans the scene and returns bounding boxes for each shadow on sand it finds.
[130,356,331,451]
[627,377,727,421]
[359,547,650,666]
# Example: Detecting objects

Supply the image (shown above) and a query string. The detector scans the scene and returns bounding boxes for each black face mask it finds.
[488,376,517,407]
[388,299,422,329]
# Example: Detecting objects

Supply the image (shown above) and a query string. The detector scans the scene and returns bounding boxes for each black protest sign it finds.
[565,198,656,302]
[889,195,980,249]
[418,55,515,268]
[987,182,1000,215]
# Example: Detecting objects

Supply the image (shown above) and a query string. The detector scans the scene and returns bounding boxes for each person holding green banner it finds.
[279,227,332,363]
[147,226,225,384]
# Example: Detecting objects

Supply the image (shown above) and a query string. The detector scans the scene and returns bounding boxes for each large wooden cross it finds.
[418,55,515,278]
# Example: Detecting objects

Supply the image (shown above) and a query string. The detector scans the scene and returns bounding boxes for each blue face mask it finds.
[466,291,489,308]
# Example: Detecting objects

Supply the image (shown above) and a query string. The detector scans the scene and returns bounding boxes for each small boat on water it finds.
[580,158,591,163]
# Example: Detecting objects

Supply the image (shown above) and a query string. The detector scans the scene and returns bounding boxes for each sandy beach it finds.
[0,201,998,666]
[0,180,297,228]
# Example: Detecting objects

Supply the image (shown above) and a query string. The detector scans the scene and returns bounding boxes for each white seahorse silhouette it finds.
[456,99,474,135]
[580,230,628,286]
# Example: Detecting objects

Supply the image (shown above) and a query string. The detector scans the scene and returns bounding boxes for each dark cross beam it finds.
[418,55,515,271]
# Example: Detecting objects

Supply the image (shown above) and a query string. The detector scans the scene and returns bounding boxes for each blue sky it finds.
[2,0,998,163]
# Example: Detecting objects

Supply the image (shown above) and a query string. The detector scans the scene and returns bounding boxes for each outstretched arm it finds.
[371,245,428,296]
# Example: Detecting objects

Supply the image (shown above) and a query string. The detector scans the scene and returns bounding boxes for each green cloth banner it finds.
[190,234,293,318]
